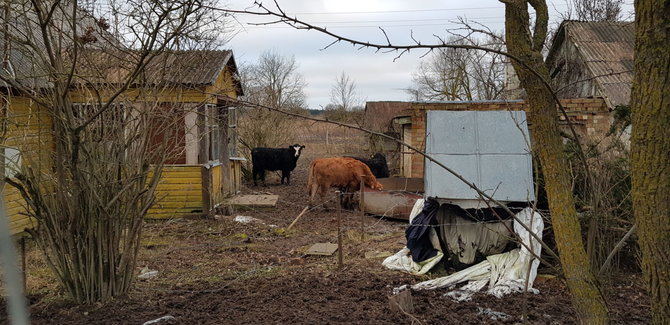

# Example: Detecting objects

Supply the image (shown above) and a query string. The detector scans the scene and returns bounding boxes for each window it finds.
[72,102,125,142]
[2,147,21,178]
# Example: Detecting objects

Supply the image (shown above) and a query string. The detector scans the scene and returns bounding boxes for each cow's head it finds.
[367,178,383,191]
[371,153,386,161]
[290,144,305,158]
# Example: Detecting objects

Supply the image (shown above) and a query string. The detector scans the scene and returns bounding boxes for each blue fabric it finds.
[406,199,440,263]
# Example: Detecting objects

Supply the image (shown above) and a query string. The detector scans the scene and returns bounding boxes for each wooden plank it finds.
[201,165,212,216]
[149,171,202,179]
[154,178,202,185]
[155,165,202,172]
[149,201,203,208]
[8,217,35,236]
[197,105,208,164]
[154,197,203,204]
[154,184,202,190]
[153,192,202,199]
[226,195,278,207]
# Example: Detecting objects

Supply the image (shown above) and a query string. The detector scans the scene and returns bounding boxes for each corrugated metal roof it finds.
[143,50,234,86]
[1,4,237,92]
[559,21,634,107]
[0,3,121,90]
[73,49,236,87]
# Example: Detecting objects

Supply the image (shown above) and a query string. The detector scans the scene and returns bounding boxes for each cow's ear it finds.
[301,145,305,149]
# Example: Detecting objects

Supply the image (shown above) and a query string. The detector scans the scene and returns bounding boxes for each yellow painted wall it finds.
[228,159,244,194]
[146,165,204,219]
[3,95,53,235]
[69,86,216,105]
[211,164,224,206]
[206,65,239,99]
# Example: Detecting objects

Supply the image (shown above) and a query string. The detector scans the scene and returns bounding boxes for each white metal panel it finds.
[425,154,480,199]
[427,111,477,154]
[425,110,534,202]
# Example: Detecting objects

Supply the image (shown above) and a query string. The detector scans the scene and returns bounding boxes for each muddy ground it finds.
[2,124,651,324]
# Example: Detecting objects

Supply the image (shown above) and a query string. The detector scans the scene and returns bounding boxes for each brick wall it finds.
[406,98,611,178]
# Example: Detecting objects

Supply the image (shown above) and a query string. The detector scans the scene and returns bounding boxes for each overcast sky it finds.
[225,1,634,110]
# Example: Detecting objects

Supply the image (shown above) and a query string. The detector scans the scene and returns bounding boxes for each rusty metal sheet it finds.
[360,188,422,220]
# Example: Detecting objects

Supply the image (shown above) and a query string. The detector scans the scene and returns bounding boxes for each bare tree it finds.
[237,49,306,165]
[329,71,363,111]
[630,0,670,322]
[411,35,506,101]
[573,0,625,21]
[219,2,609,323]
[0,0,225,303]
[242,49,307,110]
[504,1,608,322]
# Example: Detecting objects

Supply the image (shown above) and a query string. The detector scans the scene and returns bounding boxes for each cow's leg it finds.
[252,167,259,186]
[281,170,290,185]
[321,184,332,211]
[308,179,320,207]
[337,187,348,209]
[259,170,267,186]
[341,188,354,210]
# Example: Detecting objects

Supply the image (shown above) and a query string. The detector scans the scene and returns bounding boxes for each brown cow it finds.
[308,157,383,209]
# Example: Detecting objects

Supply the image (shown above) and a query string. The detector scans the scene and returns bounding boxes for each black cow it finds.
[251,144,305,186]
[345,153,390,178]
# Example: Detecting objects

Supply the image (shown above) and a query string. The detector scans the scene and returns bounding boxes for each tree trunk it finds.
[502,0,609,323]
[630,0,670,323]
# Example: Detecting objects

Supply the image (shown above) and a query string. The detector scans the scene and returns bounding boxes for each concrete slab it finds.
[226,195,279,208]
[305,243,338,256]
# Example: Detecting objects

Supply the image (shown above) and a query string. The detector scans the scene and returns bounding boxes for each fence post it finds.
[359,175,365,241]
[336,191,343,270]
[201,164,212,218]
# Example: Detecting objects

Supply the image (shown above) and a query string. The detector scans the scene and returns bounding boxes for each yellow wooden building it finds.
[1,49,246,234]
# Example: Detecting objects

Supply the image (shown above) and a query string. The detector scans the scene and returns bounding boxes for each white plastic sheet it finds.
[382,199,444,275]
[411,208,544,301]
[385,206,544,301]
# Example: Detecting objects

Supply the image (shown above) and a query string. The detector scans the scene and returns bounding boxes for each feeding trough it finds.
[360,178,423,220]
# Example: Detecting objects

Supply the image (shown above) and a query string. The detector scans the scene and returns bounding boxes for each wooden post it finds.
[218,105,230,193]
[336,191,343,270]
[201,164,212,218]
[197,105,209,164]
[287,206,309,231]
[359,175,365,241]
